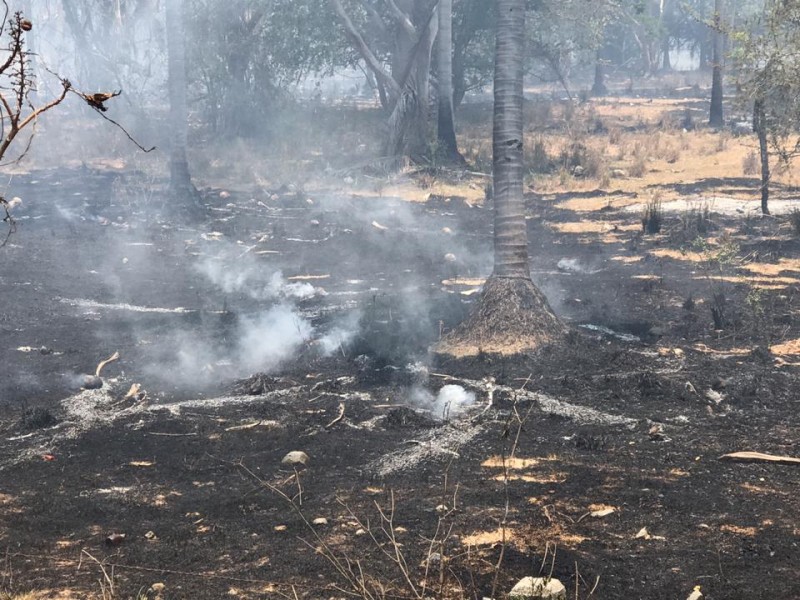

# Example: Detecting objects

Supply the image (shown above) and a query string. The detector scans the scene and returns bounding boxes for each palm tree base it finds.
[433,276,565,358]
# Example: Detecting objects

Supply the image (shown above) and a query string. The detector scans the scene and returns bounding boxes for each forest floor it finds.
[1,87,800,600]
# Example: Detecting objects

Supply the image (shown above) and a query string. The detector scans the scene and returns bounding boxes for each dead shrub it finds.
[742,150,759,176]
[789,209,800,236]
[662,143,681,164]
[609,127,622,145]
[629,153,648,177]
[642,195,663,234]
[528,137,551,173]
[681,203,714,235]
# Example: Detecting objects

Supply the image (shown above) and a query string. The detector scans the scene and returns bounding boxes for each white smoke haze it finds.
[317,311,362,356]
[236,305,313,372]
[145,304,313,385]
[410,384,477,420]
[196,245,321,301]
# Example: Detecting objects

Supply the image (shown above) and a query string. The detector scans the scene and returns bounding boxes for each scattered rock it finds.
[509,577,566,600]
[81,374,104,390]
[281,451,309,468]
[105,533,126,546]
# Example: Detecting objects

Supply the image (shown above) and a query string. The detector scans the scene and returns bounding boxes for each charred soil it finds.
[1,162,800,600]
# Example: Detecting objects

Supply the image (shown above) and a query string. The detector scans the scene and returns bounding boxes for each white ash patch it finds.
[369,419,485,477]
[59,298,192,314]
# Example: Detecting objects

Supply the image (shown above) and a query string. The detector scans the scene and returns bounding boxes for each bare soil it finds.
[2,97,800,600]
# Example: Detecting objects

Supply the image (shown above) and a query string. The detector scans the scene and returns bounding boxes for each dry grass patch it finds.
[550,220,639,234]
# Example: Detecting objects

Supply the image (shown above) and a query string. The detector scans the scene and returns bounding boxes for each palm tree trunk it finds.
[436,0,462,163]
[432,0,563,357]
[166,0,199,207]
[492,0,528,278]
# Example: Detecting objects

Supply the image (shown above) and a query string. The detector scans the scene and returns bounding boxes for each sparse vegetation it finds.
[641,195,663,234]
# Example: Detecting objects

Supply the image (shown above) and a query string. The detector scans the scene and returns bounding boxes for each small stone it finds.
[81,374,103,389]
[441,227,453,234]
[144,530,158,540]
[444,253,457,262]
[219,191,231,199]
[355,528,366,536]
[573,165,585,176]
[435,504,448,515]
[509,577,566,600]
[312,517,328,526]
[151,583,166,593]
[281,451,309,467]
[610,168,628,178]
[309,219,321,227]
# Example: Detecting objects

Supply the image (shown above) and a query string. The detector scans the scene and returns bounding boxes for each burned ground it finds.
[2,99,800,599]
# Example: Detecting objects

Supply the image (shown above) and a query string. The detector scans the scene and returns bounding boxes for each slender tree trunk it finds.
[591,48,608,96]
[166,0,200,209]
[754,98,770,215]
[661,37,672,71]
[709,0,724,128]
[385,8,438,160]
[436,0,463,163]
[492,0,528,278]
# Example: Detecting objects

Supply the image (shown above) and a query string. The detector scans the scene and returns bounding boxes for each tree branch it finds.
[329,0,400,96]
[384,0,416,36]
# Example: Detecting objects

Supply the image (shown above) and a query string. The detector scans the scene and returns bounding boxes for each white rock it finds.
[509,577,566,600]
[281,451,309,467]
[444,253,457,262]
[312,517,328,526]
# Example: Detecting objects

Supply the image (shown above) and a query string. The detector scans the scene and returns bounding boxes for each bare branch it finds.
[384,0,416,36]
[329,0,400,96]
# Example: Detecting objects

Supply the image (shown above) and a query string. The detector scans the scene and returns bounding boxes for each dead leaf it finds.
[591,507,616,518]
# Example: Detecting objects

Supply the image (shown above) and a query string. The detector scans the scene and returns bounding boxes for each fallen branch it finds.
[326,402,346,429]
[95,351,120,377]
[719,451,800,466]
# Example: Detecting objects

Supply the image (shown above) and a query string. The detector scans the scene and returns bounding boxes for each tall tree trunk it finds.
[436,0,463,163]
[709,0,724,128]
[434,0,563,357]
[754,98,770,215]
[492,0,528,278]
[661,37,672,71]
[166,0,200,209]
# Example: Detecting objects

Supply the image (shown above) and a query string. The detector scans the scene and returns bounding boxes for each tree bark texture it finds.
[492,0,529,279]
